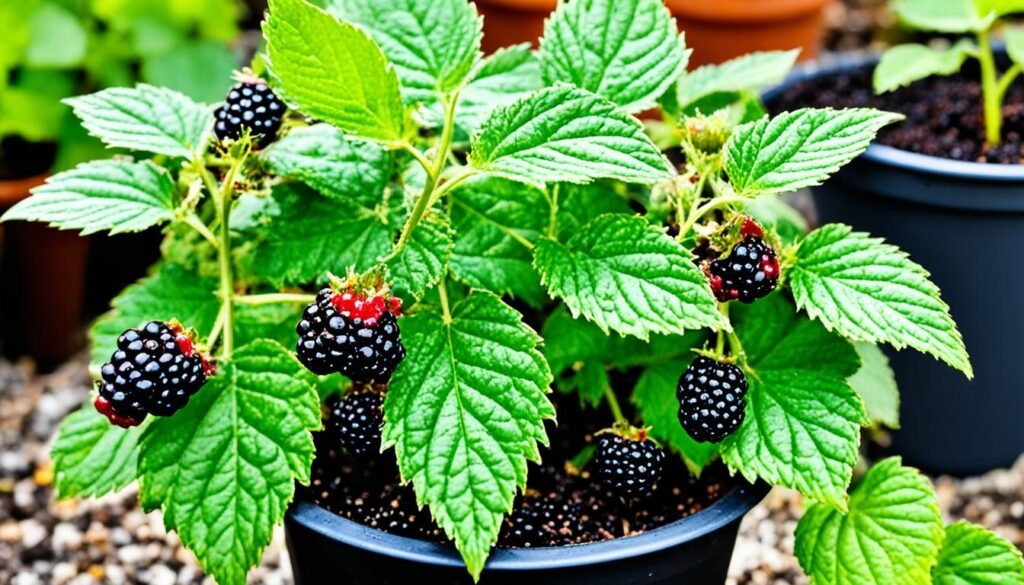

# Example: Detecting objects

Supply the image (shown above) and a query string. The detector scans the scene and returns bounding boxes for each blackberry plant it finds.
[4,0,1022,583]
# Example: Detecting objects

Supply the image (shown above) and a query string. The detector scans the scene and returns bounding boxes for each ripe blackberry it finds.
[709,235,780,303]
[95,321,212,427]
[500,496,583,548]
[295,288,405,382]
[593,434,665,499]
[327,391,384,458]
[677,356,748,443]
[213,79,284,147]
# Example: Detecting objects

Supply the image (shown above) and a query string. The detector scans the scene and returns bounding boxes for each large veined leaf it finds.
[538,0,687,112]
[790,224,971,376]
[383,292,554,579]
[725,108,902,197]
[721,294,866,510]
[469,85,673,188]
[892,0,992,32]
[849,342,900,429]
[795,457,945,585]
[264,0,406,142]
[534,214,724,340]
[676,50,798,111]
[2,160,176,235]
[932,521,1024,585]
[51,405,147,499]
[384,212,453,302]
[874,41,977,93]
[64,84,210,159]
[139,340,320,585]
[324,0,481,105]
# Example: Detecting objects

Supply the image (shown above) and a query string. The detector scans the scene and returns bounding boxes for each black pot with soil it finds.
[285,395,769,585]
[767,53,1024,476]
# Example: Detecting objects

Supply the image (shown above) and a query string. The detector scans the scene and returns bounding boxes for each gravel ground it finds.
[2,356,1022,584]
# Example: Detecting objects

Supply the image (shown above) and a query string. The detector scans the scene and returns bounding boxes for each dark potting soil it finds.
[298,394,735,549]
[768,59,1024,164]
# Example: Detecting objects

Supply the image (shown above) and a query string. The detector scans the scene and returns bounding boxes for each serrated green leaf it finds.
[325,0,481,105]
[139,340,320,585]
[2,160,176,235]
[264,124,392,207]
[264,0,406,142]
[64,85,210,159]
[240,184,391,286]
[933,521,1024,585]
[534,214,723,340]
[893,0,990,32]
[383,292,554,579]
[538,0,687,113]
[555,182,633,240]
[1007,28,1024,68]
[721,294,866,510]
[51,405,147,499]
[90,264,221,366]
[795,457,945,585]
[725,108,902,198]
[384,213,453,302]
[874,41,977,94]
[469,85,673,188]
[449,175,549,306]
[676,50,799,111]
[790,224,972,377]
[633,360,720,476]
[850,342,900,429]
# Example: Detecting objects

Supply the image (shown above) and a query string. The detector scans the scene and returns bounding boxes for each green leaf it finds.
[874,41,977,94]
[141,41,238,104]
[633,360,720,475]
[139,340,320,585]
[541,306,646,374]
[676,50,799,111]
[976,0,1024,19]
[555,182,633,240]
[240,184,391,286]
[264,124,392,208]
[89,263,220,366]
[264,0,406,142]
[850,342,900,429]
[933,521,1024,585]
[790,224,972,377]
[384,213,454,302]
[2,160,176,235]
[725,108,903,198]
[1006,28,1024,68]
[720,294,866,510]
[538,0,687,113]
[383,292,554,579]
[326,0,481,105]
[566,361,610,407]
[469,85,673,188]
[449,175,549,306]
[893,0,991,32]
[534,214,723,340]
[64,85,211,159]
[51,405,146,499]
[449,44,544,134]
[25,1,87,68]
[795,457,945,585]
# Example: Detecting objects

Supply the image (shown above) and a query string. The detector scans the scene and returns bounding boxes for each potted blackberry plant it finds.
[768,0,1024,475]
[4,0,1022,583]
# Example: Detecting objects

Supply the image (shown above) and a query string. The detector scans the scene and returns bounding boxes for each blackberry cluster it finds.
[213,80,284,147]
[95,321,210,427]
[327,392,384,458]
[709,236,780,303]
[295,288,405,382]
[500,497,584,548]
[593,434,665,499]
[677,357,748,443]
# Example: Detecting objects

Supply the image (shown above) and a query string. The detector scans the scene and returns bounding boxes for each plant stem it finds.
[437,277,453,325]
[977,31,1003,146]
[715,302,729,357]
[547,184,560,239]
[213,152,247,359]
[399,142,433,176]
[234,293,316,305]
[997,64,1021,103]
[429,166,479,206]
[603,385,627,426]
[183,214,220,248]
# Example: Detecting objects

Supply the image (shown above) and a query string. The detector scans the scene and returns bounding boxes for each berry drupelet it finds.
[295,288,405,383]
[95,321,213,427]
[213,79,284,147]
[326,391,385,458]
[708,219,780,303]
[500,497,583,548]
[593,432,665,499]
[677,356,748,443]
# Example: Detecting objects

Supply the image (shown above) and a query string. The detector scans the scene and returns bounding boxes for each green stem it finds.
[603,385,627,426]
[437,276,453,325]
[206,303,228,351]
[997,63,1021,103]
[715,302,729,357]
[429,166,479,206]
[547,184,560,239]
[234,293,316,305]
[213,152,247,359]
[977,31,1003,146]
[399,142,433,176]
[183,214,220,248]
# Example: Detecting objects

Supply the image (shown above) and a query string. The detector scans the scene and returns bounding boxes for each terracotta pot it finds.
[668,0,833,66]
[0,173,90,366]
[477,0,556,54]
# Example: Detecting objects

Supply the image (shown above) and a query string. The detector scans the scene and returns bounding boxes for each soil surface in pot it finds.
[768,59,1024,164]
[297,393,736,548]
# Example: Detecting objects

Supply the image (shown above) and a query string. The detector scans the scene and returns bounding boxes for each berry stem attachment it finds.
[602,385,627,426]
[234,292,317,305]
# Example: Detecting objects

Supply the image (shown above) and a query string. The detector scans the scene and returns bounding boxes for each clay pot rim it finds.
[667,0,833,24]
[0,172,49,208]
[475,0,557,12]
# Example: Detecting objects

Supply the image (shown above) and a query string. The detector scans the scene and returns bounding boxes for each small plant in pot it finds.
[768,0,1024,476]
[4,0,1023,583]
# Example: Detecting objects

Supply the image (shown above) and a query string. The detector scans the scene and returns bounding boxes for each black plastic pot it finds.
[767,54,1024,476]
[285,480,769,585]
